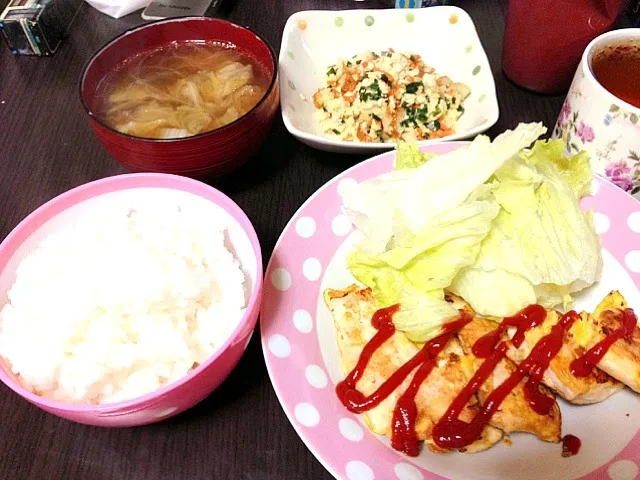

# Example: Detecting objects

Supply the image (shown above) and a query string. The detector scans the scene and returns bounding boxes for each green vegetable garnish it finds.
[394,142,435,169]
[404,82,422,94]
[359,80,382,102]
[400,106,429,128]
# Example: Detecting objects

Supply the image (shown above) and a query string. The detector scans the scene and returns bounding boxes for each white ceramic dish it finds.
[278,6,499,154]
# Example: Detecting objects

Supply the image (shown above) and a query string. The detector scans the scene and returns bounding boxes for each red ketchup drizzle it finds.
[473,304,548,357]
[337,299,637,456]
[336,304,399,413]
[561,434,581,457]
[335,307,471,456]
[433,311,580,449]
[570,308,638,377]
[390,332,454,456]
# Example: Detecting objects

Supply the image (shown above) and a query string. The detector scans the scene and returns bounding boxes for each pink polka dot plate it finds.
[260,142,640,480]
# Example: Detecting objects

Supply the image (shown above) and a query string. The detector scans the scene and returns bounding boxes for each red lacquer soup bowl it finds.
[79,17,279,178]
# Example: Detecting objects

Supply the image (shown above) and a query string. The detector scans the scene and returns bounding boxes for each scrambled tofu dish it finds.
[312,50,470,143]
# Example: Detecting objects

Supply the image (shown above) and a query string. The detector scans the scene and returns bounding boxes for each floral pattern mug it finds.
[552,28,640,197]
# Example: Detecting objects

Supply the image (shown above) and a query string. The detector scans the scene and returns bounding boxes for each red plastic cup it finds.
[502,0,625,94]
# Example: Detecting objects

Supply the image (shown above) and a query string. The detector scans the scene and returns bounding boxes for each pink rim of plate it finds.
[260,142,640,480]
[0,173,263,414]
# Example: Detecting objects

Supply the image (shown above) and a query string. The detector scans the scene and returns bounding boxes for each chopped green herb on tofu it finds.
[405,82,422,94]
[359,80,382,102]
[313,50,470,143]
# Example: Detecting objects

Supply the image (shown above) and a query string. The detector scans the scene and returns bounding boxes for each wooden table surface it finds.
[0,0,566,478]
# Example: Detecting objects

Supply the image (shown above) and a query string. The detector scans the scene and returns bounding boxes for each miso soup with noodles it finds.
[95,41,270,139]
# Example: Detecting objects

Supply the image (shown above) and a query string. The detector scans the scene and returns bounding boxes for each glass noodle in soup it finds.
[95,41,270,139]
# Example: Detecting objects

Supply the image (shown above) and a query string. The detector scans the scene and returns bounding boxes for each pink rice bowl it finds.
[0,173,263,427]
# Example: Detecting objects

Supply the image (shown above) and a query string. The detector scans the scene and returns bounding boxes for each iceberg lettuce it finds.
[450,140,601,316]
[339,124,601,341]
[394,142,434,169]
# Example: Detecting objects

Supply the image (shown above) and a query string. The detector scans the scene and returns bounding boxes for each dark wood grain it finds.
[0,0,565,478]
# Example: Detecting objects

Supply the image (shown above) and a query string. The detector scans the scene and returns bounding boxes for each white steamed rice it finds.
[0,205,247,405]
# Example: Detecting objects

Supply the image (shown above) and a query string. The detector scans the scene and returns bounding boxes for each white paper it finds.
[85,0,151,19]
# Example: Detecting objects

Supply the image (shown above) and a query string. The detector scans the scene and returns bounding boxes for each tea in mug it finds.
[591,39,640,108]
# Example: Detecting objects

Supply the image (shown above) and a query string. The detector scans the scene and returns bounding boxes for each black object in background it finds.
[615,0,640,27]
[0,0,82,55]
[141,0,220,20]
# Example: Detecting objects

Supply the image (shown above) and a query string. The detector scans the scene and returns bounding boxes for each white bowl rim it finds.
[278,6,500,151]
[581,27,640,114]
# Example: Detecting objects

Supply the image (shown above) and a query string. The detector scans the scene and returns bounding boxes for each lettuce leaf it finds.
[392,290,459,342]
[347,249,406,307]
[347,198,499,298]
[346,198,500,341]
[339,123,547,254]
[524,139,592,199]
[380,201,500,290]
[340,122,601,341]
[449,268,537,318]
[394,142,434,170]
[339,168,415,254]
[451,142,601,316]
[399,123,546,234]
